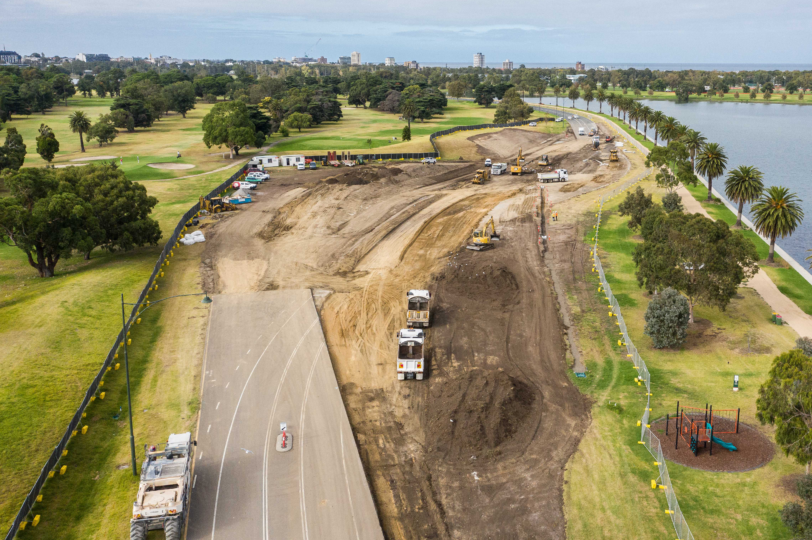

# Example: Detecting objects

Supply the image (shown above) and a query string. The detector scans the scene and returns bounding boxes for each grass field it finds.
[0,162,241,535]
[564,179,800,540]
[8,97,262,181]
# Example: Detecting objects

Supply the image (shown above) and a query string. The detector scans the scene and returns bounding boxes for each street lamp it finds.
[120,290,212,476]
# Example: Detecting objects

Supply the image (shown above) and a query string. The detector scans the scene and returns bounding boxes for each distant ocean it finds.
[418,62,812,71]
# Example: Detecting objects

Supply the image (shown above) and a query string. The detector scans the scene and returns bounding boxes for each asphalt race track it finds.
[187,290,383,540]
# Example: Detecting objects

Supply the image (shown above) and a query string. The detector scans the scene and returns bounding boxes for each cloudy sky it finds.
[4,0,812,65]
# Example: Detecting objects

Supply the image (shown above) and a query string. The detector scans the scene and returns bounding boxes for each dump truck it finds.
[537,169,569,183]
[491,163,508,175]
[467,216,500,251]
[539,155,550,167]
[472,168,491,184]
[397,328,425,380]
[130,433,193,540]
[406,290,431,328]
[609,149,619,162]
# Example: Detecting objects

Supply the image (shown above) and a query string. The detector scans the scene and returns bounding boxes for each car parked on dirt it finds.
[422,157,437,164]
[529,122,537,127]
[246,172,269,182]
[233,181,257,190]
[297,163,306,170]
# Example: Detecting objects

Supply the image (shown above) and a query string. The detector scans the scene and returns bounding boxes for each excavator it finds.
[510,148,525,175]
[609,149,619,162]
[472,168,491,184]
[466,216,501,251]
[199,195,237,214]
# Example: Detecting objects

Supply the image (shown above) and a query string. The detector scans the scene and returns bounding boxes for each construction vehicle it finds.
[592,136,600,150]
[605,135,614,143]
[406,290,431,328]
[199,196,236,214]
[491,162,508,175]
[130,433,194,540]
[609,149,619,162]
[397,329,425,380]
[537,169,569,183]
[466,216,501,251]
[510,148,525,175]
[539,155,550,167]
[472,168,491,184]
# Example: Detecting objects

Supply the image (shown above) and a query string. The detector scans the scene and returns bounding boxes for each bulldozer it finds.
[539,154,550,167]
[199,195,236,214]
[609,149,619,162]
[472,168,491,184]
[466,216,501,251]
[510,148,525,175]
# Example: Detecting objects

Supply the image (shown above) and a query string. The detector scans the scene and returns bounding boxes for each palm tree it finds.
[607,94,617,117]
[695,142,728,201]
[640,105,653,141]
[400,99,416,130]
[596,88,607,114]
[657,116,679,145]
[69,110,92,153]
[630,101,643,133]
[681,129,706,170]
[673,124,688,141]
[648,110,665,146]
[752,186,805,263]
[725,165,764,228]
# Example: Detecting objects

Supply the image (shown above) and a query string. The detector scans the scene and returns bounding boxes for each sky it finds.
[4,0,812,65]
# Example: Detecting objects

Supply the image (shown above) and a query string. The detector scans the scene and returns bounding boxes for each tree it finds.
[35,123,59,163]
[639,105,653,139]
[0,127,26,172]
[633,211,759,322]
[400,99,417,129]
[68,110,91,153]
[657,116,679,145]
[0,168,97,277]
[582,86,594,111]
[493,88,533,123]
[662,192,684,213]
[447,80,466,100]
[751,186,805,264]
[725,165,764,228]
[596,88,607,113]
[618,187,655,230]
[202,101,256,158]
[681,129,706,171]
[77,74,95,97]
[648,110,665,146]
[644,288,690,348]
[568,86,580,107]
[473,83,496,107]
[695,142,728,201]
[285,112,312,132]
[401,125,411,141]
[780,475,812,535]
[797,337,812,357]
[19,79,55,114]
[86,115,118,147]
[50,74,76,105]
[553,85,562,107]
[111,97,154,129]
[757,350,812,471]
[163,81,196,118]
[750,89,757,99]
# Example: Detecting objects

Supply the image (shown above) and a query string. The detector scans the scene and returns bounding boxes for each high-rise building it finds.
[473,52,485,68]
[575,61,585,71]
[317,56,327,64]
[407,61,419,70]
[502,59,513,70]
[351,51,361,65]
[385,57,396,66]
[338,56,351,65]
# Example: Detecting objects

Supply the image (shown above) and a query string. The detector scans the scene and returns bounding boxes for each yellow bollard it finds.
[106,366,111,372]
[654,461,661,466]
[100,392,106,400]
[90,396,95,402]
[99,381,104,387]
[60,465,67,475]
[82,412,86,418]
[665,510,674,515]
[82,425,89,435]
[651,479,657,489]
[62,450,68,457]
[32,515,40,527]
[165,261,170,266]
[37,494,43,502]
[160,272,164,278]
[170,251,174,257]
[19,523,26,531]
[154,284,158,291]
[136,318,141,324]
[115,363,121,370]
[48,471,55,479]
[114,353,118,359]
[127,339,132,346]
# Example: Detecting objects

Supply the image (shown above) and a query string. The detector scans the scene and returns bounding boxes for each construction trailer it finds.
[249,155,280,167]
[280,155,305,167]
[406,290,431,328]
[397,329,425,380]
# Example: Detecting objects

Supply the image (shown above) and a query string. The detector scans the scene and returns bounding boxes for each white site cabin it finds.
[280,155,305,167]
[249,155,280,167]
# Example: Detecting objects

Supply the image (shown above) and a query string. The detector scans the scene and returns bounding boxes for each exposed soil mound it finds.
[323,165,403,185]
[437,257,519,307]
[425,369,536,461]
[470,128,557,160]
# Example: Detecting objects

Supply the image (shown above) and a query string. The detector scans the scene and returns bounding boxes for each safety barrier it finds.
[3,165,248,540]
[592,168,695,540]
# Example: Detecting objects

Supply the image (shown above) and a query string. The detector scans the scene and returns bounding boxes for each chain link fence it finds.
[592,168,695,540]
[3,165,248,540]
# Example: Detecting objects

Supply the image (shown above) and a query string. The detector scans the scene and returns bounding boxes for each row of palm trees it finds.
[602,99,804,264]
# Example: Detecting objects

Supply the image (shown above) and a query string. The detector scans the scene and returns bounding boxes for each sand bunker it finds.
[71,155,117,162]
[148,163,195,170]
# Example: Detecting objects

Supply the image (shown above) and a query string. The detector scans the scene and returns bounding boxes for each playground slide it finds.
[705,423,737,451]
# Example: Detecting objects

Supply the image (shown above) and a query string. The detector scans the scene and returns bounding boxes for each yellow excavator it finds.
[510,148,525,175]
[466,216,501,251]
[609,149,619,162]
[199,195,237,214]
[472,168,491,184]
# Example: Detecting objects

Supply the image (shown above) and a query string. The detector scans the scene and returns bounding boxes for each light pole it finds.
[120,290,212,476]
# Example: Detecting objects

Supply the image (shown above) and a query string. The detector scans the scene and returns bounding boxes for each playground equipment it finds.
[666,402,739,456]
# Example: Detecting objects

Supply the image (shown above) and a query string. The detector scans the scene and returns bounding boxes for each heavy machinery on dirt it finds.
[609,149,619,162]
[199,195,236,214]
[592,136,600,149]
[491,162,508,175]
[397,328,425,380]
[537,169,569,183]
[539,155,550,167]
[130,433,193,540]
[510,148,526,175]
[406,290,431,328]
[467,216,501,251]
[472,168,491,184]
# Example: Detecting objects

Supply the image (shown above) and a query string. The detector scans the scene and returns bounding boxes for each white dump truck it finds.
[130,433,193,540]
[538,169,569,183]
[491,162,508,175]
[397,328,425,380]
[406,290,431,328]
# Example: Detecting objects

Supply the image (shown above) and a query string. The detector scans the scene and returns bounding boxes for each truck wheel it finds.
[164,518,182,540]
[129,522,147,540]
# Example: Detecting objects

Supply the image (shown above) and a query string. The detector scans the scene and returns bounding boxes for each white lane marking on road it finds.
[207,424,211,433]
[216,402,220,410]
[341,415,361,540]
[298,342,323,540]
[193,474,197,488]
[235,365,240,371]
[225,382,229,389]
[211,298,310,540]
[198,452,203,461]
[262,317,321,540]
[246,349,251,354]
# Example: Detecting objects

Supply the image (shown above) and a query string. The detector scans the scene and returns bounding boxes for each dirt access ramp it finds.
[200,149,590,538]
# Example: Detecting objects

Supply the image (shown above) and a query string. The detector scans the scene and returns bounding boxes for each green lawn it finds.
[564,183,800,540]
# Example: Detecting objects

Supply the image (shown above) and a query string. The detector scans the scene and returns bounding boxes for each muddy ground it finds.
[198,127,631,539]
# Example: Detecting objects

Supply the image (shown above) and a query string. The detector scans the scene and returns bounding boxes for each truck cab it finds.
[397,329,425,380]
[406,290,431,328]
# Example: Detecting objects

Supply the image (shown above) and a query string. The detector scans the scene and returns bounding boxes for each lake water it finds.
[423,62,812,71]
[531,96,812,265]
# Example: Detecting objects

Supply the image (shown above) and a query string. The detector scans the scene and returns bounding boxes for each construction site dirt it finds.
[198,128,631,539]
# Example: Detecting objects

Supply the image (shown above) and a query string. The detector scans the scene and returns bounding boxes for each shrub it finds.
[797,337,812,357]
[203,93,218,104]
[734,92,740,99]
[644,288,690,348]
[402,125,411,141]
[662,191,684,213]
[278,125,290,137]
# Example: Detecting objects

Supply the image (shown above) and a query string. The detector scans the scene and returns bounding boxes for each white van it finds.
[578,127,585,136]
